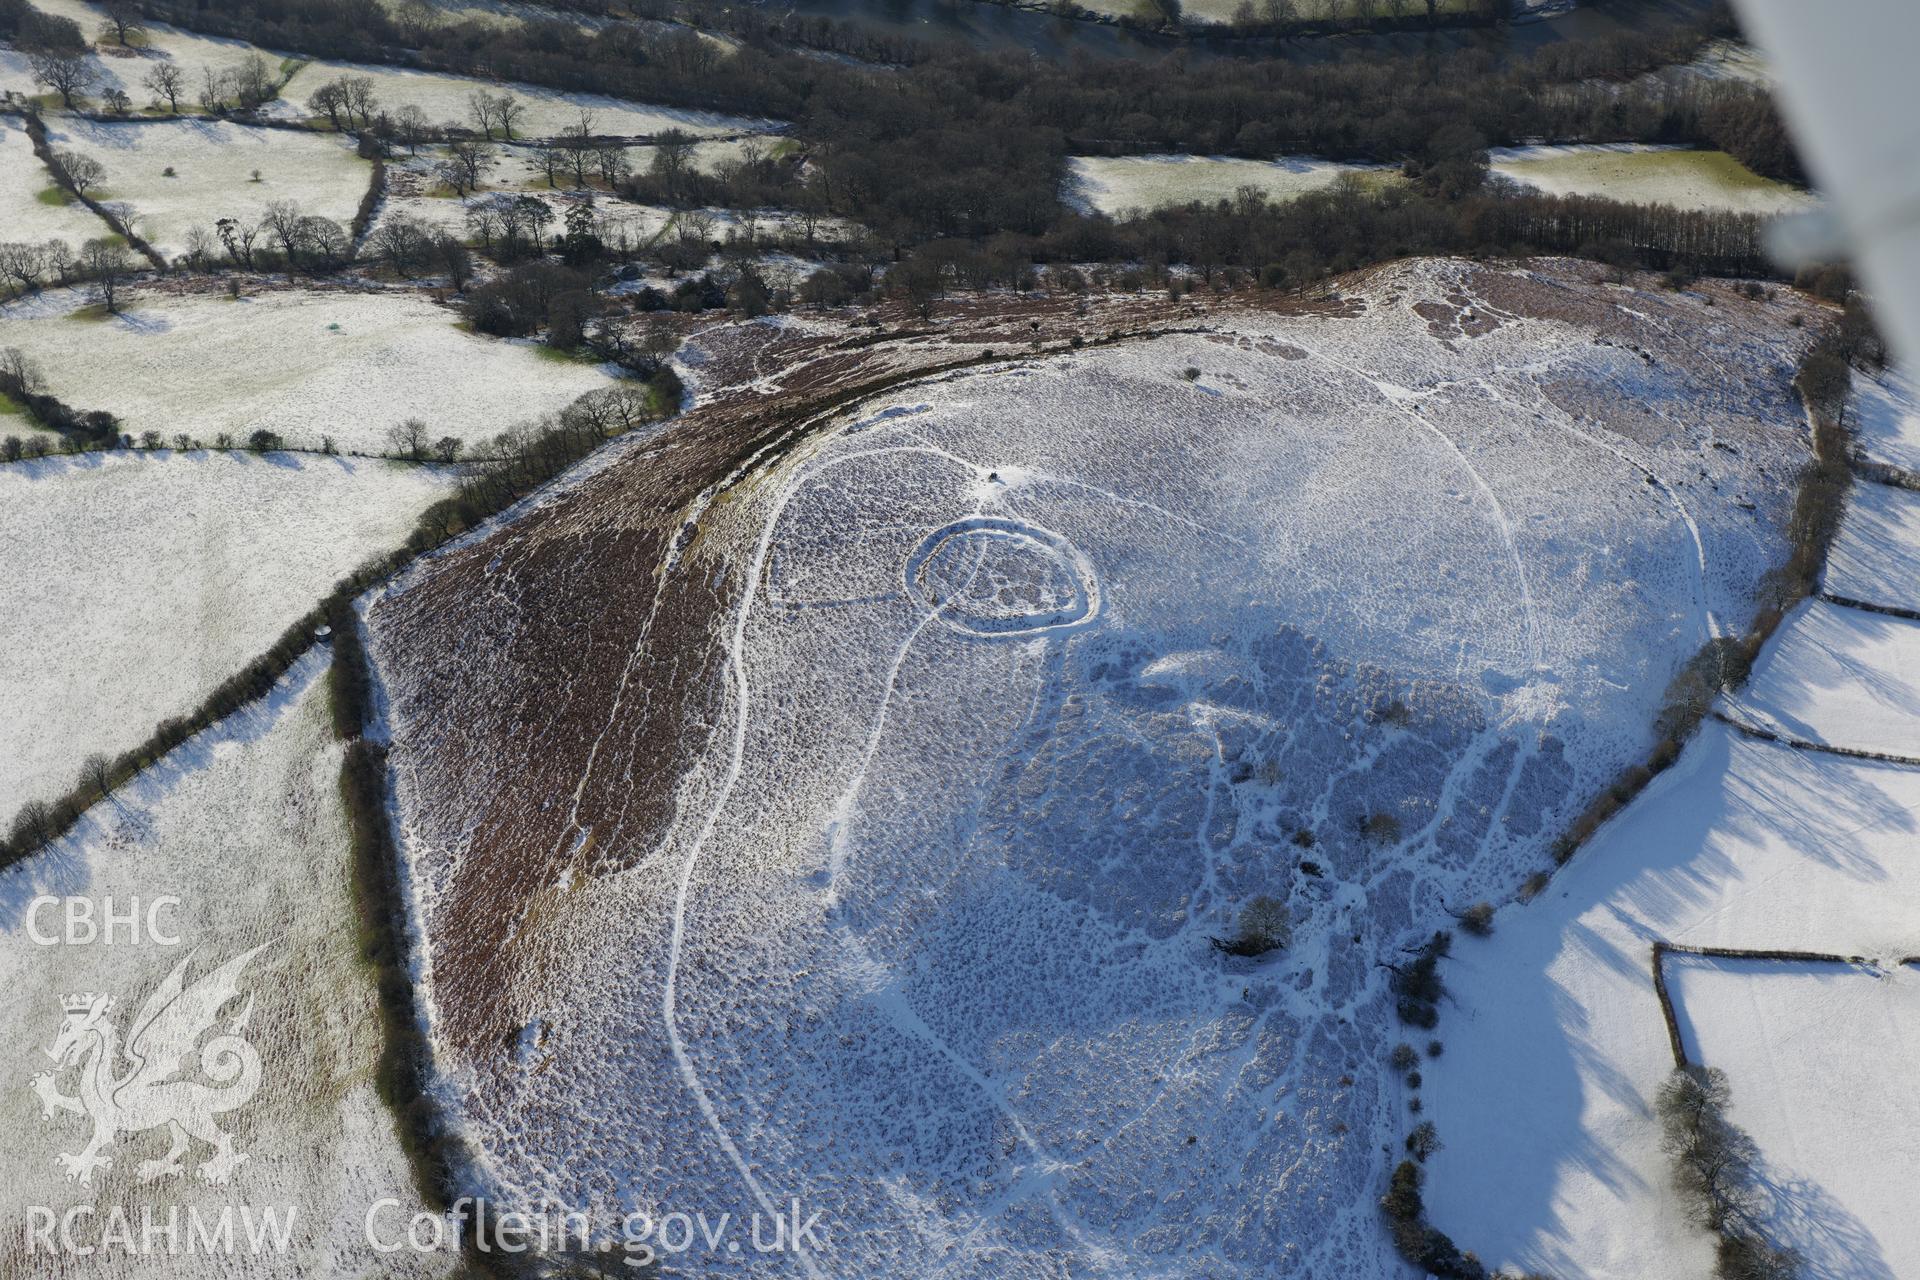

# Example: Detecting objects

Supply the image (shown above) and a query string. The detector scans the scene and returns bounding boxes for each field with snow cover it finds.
[0,449,455,823]
[1728,600,1920,758]
[1065,153,1398,216]
[1825,479,1920,609]
[0,656,454,1279]
[1489,143,1814,215]
[1851,366,1920,474]
[363,258,1822,1277]
[272,58,768,139]
[0,288,615,454]
[26,0,289,108]
[1425,717,1920,1279]
[0,117,113,247]
[39,118,369,262]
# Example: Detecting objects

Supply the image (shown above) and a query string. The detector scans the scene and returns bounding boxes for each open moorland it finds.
[362,257,1825,1277]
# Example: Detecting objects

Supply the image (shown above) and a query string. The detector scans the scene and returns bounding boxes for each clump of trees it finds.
[1209,893,1290,957]
[1452,902,1495,937]
[1,0,86,52]
[1379,1157,1488,1278]
[0,238,83,297]
[184,201,350,275]
[0,345,118,447]
[306,74,380,131]
[408,384,666,549]
[1389,930,1451,1028]
[459,259,590,338]
[1657,1066,1801,1280]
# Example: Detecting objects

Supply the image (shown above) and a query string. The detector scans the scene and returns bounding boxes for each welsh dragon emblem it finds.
[29,946,266,1188]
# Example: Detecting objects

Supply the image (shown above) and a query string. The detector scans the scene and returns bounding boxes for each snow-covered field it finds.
[1428,369,1920,1277]
[1730,600,1920,757]
[1824,479,1920,610]
[1065,153,1398,216]
[27,0,287,108]
[1851,366,1920,474]
[0,656,455,1279]
[1667,957,1920,1280]
[0,288,615,454]
[0,116,109,247]
[1673,37,1772,86]
[271,58,768,139]
[365,258,1821,1276]
[1489,144,1815,215]
[624,134,786,176]
[1426,719,1920,1279]
[0,449,456,820]
[39,118,369,261]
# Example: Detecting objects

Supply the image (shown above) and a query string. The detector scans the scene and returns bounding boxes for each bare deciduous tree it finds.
[143,62,185,113]
[261,199,306,262]
[440,138,493,195]
[80,238,132,314]
[98,1,144,46]
[494,92,524,141]
[392,103,431,153]
[53,150,105,198]
[308,79,349,130]
[467,89,500,140]
[30,54,96,109]
[371,214,430,278]
[1,346,45,395]
[0,242,48,293]
[230,54,275,111]
[342,75,378,129]
[80,752,114,799]
[215,216,260,269]
[386,418,429,460]
[182,225,218,270]
[197,66,227,114]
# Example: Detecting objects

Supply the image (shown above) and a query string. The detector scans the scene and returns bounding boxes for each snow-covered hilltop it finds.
[362,257,1827,1276]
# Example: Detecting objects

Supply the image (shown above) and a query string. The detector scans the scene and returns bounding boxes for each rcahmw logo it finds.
[31,945,266,1186]
[23,944,295,1258]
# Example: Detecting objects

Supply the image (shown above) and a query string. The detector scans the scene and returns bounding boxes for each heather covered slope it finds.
[363,258,1824,1275]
